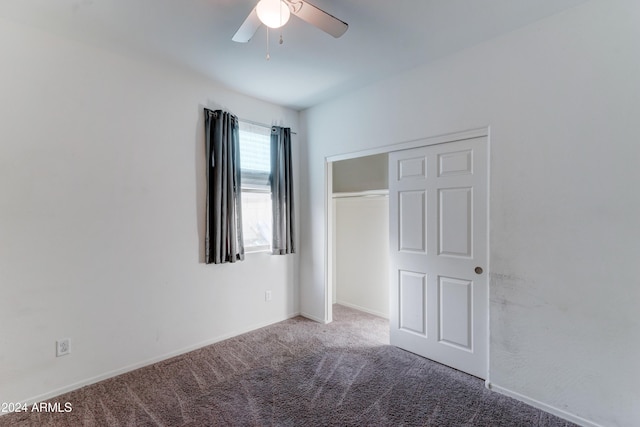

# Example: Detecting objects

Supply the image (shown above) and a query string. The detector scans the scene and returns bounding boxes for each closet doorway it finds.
[325,127,490,379]
[330,153,390,320]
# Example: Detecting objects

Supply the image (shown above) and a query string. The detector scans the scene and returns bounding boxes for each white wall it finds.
[0,18,299,404]
[333,196,389,318]
[299,1,640,426]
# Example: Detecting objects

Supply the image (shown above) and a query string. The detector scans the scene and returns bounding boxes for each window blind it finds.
[239,121,271,189]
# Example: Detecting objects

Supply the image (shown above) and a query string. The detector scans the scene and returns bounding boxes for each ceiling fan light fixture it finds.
[256,0,291,29]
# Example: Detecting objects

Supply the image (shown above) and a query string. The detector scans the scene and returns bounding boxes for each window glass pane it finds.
[239,121,272,251]
[241,191,272,250]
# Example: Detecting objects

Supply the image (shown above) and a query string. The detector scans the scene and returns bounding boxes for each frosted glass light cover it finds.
[256,0,291,29]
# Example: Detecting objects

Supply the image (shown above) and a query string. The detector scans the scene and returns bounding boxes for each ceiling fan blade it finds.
[288,0,348,38]
[232,7,262,43]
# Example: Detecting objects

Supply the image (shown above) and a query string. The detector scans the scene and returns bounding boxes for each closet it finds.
[331,153,389,318]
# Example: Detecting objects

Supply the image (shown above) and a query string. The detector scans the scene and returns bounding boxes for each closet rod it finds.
[332,190,389,199]
[239,117,297,135]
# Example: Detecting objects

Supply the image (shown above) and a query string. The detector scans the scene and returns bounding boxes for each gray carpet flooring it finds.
[1,305,577,426]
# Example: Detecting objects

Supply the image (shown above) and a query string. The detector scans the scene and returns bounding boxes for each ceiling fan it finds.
[232,0,348,43]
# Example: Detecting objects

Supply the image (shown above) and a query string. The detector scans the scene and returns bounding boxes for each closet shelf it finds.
[332,189,388,199]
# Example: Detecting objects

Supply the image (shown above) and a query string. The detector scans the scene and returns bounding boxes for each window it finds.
[239,121,272,252]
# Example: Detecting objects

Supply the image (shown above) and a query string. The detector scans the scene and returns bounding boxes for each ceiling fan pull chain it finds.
[276,0,283,46]
[266,27,270,60]
[279,0,284,44]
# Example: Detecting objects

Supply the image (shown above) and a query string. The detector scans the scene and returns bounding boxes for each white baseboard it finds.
[335,300,389,319]
[485,381,602,427]
[7,312,300,412]
[300,311,330,324]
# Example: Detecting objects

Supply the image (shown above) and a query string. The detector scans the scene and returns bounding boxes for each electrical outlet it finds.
[265,290,272,302]
[56,338,70,357]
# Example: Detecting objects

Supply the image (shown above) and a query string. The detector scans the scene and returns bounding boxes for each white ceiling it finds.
[1,0,587,110]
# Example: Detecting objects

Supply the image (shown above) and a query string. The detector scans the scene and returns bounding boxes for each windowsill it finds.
[245,247,271,254]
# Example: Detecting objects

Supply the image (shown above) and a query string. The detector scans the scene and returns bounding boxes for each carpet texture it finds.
[1,305,576,426]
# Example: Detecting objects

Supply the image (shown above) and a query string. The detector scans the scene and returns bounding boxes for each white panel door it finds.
[389,137,488,378]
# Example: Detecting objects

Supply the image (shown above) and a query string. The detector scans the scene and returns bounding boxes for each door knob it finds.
[474,267,483,275]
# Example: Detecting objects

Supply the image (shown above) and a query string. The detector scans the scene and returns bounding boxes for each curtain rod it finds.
[239,117,297,135]
[203,108,298,135]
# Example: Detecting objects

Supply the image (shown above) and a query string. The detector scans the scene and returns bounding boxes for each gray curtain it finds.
[204,109,244,264]
[270,126,295,255]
